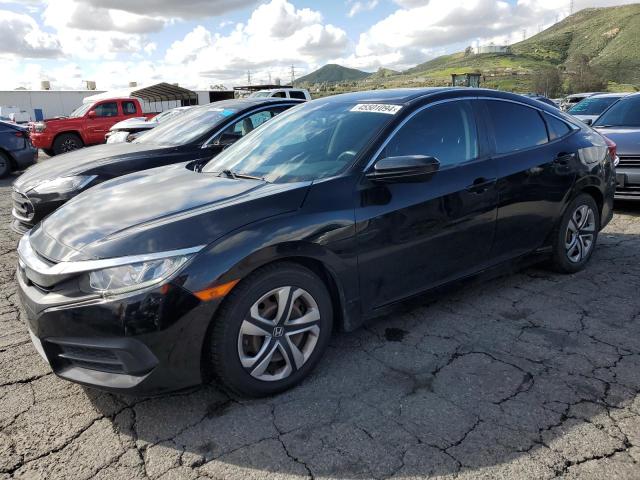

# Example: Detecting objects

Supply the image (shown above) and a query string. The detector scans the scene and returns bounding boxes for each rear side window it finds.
[381,100,478,168]
[486,101,548,154]
[272,92,286,98]
[122,101,137,115]
[545,113,572,140]
[289,91,307,100]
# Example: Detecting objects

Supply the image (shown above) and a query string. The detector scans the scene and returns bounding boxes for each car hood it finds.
[109,117,150,131]
[29,163,311,261]
[13,142,173,192]
[594,127,640,156]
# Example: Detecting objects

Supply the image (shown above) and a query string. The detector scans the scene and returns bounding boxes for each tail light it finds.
[14,131,25,138]
[603,136,618,167]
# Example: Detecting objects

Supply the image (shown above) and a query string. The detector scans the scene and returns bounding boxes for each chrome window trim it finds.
[201,102,297,148]
[18,234,204,288]
[363,97,477,171]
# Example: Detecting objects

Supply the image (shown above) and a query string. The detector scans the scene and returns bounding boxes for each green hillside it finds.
[295,64,371,84]
[511,4,640,83]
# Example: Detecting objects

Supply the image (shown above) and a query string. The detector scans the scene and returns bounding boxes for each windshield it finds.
[69,103,93,118]
[202,101,397,183]
[569,97,620,115]
[135,104,237,145]
[593,96,640,127]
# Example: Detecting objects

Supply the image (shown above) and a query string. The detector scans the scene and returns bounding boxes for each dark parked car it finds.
[0,120,37,178]
[568,93,627,124]
[593,92,640,199]
[11,98,302,233]
[17,89,615,397]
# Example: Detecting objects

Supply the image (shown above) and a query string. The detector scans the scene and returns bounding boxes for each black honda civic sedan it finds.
[17,88,616,396]
[11,98,302,233]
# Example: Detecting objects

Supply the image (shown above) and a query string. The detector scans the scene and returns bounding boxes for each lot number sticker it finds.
[351,104,402,115]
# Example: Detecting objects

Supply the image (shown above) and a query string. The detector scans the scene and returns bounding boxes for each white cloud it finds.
[73,0,258,20]
[348,0,379,18]
[0,10,62,58]
[164,0,348,85]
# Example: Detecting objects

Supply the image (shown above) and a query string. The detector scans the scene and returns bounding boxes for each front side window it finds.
[122,101,137,115]
[380,101,478,168]
[94,102,119,117]
[486,101,548,154]
[593,96,640,127]
[272,92,286,98]
[202,101,396,182]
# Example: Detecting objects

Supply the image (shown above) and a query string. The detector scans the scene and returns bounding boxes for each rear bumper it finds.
[17,265,218,395]
[615,167,640,200]
[12,145,38,170]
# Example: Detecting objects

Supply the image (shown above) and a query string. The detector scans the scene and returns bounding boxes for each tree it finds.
[464,46,474,56]
[532,67,562,97]
[568,55,607,93]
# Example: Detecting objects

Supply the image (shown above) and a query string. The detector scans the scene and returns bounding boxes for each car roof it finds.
[314,88,559,110]
[192,97,304,111]
[588,93,628,98]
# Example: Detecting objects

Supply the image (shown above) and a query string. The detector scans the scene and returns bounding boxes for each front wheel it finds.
[0,152,10,178]
[52,133,83,155]
[550,193,600,273]
[207,263,333,397]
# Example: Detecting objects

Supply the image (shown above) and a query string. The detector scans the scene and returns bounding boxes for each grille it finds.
[616,184,640,198]
[618,156,640,167]
[56,344,124,373]
[11,190,34,221]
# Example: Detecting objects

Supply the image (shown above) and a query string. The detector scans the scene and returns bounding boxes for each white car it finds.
[106,106,193,143]
[248,88,311,101]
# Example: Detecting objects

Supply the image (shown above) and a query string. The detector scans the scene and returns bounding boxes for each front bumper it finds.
[17,263,217,394]
[29,131,55,150]
[614,166,640,200]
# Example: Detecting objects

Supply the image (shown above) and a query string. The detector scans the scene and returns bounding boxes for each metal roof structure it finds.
[83,82,198,103]
[233,84,293,92]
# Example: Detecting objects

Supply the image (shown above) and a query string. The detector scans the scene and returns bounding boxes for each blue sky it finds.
[0,0,632,90]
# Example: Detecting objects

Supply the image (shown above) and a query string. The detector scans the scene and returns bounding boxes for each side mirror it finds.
[87,110,97,119]
[583,118,593,126]
[366,155,440,183]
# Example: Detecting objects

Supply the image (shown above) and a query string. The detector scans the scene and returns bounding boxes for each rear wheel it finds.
[208,263,333,397]
[52,133,83,155]
[550,193,600,273]
[0,152,10,178]
[43,149,55,157]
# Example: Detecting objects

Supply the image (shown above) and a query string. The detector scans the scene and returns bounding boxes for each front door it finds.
[86,101,119,144]
[355,99,499,310]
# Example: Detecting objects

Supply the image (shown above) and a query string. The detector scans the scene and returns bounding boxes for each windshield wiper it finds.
[217,169,265,181]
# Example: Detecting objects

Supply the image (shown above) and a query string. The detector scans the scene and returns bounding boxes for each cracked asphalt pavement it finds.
[1,171,640,480]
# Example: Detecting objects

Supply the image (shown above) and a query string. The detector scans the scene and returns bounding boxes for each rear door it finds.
[355,99,500,310]
[481,99,577,261]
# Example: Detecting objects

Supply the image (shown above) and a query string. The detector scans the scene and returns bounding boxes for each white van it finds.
[248,89,311,101]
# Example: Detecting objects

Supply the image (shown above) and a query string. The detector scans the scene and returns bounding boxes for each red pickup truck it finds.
[29,98,155,156]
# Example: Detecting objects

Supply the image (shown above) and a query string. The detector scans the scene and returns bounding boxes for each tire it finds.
[208,262,333,397]
[52,133,83,155]
[0,151,10,178]
[43,149,55,157]
[549,193,600,273]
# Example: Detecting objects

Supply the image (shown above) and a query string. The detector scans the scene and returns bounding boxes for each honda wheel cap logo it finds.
[273,326,284,337]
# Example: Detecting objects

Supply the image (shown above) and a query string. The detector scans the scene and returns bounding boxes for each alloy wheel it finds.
[565,204,596,263]
[62,139,79,152]
[237,286,321,382]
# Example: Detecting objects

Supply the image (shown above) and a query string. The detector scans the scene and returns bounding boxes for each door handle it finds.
[466,177,496,194]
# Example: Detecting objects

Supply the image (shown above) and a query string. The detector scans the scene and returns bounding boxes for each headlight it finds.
[34,122,46,132]
[32,175,96,194]
[86,255,191,295]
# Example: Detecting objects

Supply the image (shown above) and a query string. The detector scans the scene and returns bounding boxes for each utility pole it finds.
[247,70,252,85]
[290,65,296,86]
[570,0,574,14]
[522,28,526,41]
